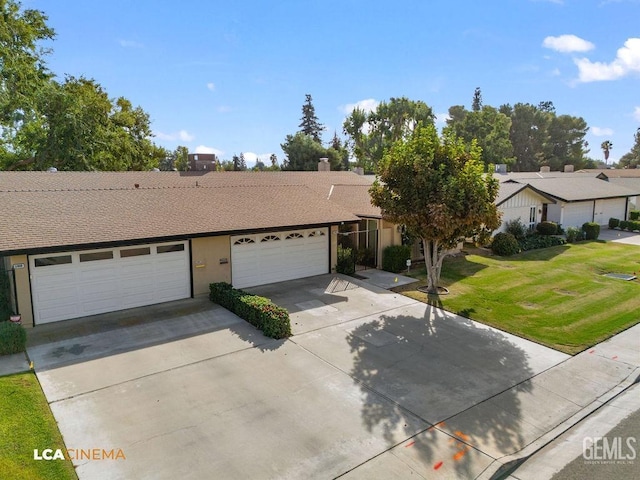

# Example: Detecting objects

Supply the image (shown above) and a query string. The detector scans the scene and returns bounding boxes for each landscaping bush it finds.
[336,245,355,275]
[491,232,520,256]
[565,227,582,243]
[520,234,566,251]
[504,218,528,241]
[630,210,639,221]
[382,245,411,273]
[535,221,558,236]
[608,218,620,229]
[0,321,27,356]
[629,220,640,232]
[209,282,291,339]
[556,224,565,235]
[619,220,630,231]
[582,222,600,240]
[356,247,376,268]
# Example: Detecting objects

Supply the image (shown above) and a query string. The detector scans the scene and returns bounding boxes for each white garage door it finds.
[594,198,627,225]
[231,228,329,289]
[30,241,190,324]
[562,202,595,228]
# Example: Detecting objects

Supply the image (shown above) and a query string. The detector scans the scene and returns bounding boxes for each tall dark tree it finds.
[298,94,324,143]
[472,87,482,112]
[329,131,349,170]
[601,140,613,163]
[268,153,280,170]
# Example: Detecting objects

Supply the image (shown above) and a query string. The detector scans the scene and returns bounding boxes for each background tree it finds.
[281,132,341,171]
[601,140,613,163]
[268,153,280,170]
[172,145,189,171]
[471,87,482,112]
[619,129,639,169]
[545,114,589,170]
[298,94,324,143]
[370,124,500,293]
[329,131,349,170]
[343,97,435,172]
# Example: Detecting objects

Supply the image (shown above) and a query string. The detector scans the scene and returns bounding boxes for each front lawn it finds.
[0,372,77,480]
[395,241,640,354]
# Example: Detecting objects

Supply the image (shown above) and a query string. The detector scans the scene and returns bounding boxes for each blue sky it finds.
[26,0,640,166]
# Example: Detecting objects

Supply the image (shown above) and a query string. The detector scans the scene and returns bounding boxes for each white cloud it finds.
[575,37,640,82]
[634,106,640,121]
[340,98,379,114]
[217,105,232,113]
[194,145,224,156]
[543,34,594,53]
[435,112,450,126]
[591,126,614,136]
[119,39,144,48]
[206,82,216,92]
[241,152,272,166]
[155,130,195,142]
[551,67,561,76]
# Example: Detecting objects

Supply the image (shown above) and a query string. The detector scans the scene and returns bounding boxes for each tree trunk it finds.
[422,238,452,294]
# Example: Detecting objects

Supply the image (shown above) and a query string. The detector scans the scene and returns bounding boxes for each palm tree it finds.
[601,140,613,163]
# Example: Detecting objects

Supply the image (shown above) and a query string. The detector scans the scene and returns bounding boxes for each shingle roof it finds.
[328,185,381,218]
[493,171,598,182]
[514,177,640,202]
[0,171,366,254]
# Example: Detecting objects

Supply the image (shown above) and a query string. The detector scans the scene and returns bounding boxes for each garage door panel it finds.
[231,228,328,289]
[30,241,190,324]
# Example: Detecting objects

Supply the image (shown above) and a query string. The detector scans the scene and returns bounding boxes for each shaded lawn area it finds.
[0,372,77,480]
[394,241,640,355]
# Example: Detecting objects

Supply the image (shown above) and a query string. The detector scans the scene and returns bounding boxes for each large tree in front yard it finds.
[370,124,500,293]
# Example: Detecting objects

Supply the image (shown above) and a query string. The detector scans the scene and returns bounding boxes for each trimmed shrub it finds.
[356,247,376,268]
[582,222,600,240]
[0,321,27,356]
[565,227,582,243]
[629,220,640,232]
[608,218,620,229]
[504,218,528,241]
[336,245,355,275]
[619,220,630,231]
[209,282,291,339]
[535,221,558,236]
[630,210,640,221]
[491,232,520,256]
[382,245,411,273]
[520,234,566,251]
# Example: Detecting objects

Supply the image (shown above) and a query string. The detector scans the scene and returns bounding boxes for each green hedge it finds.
[608,218,620,229]
[565,227,582,243]
[630,211,639,221]
[382,245,411,273]
[492,232,520,256]
[520,234,566,251]
[535,221,558,235]
[336,245,355,275]
[0,321,27,356]
[209,283,291,339]
[582,222,600,240]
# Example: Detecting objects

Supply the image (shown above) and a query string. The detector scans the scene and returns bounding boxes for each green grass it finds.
[395,241,640,354]
[0,372,77,480]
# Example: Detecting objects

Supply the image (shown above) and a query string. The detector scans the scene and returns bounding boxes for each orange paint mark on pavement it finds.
[612,355,618,360]
[405,441,415,448]
[453,448,469,461]
[434,461,443,470]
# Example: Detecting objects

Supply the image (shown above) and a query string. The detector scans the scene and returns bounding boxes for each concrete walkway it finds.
[599,228,640,246]
[0,351,30,376]
[24,274,640,479]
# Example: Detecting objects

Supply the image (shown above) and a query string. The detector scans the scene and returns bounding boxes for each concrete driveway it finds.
[29,274,573,479]
[599,228,640,245]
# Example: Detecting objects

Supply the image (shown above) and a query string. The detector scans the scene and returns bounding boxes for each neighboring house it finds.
[506,177,639,228]
[0,170,405,328]
[188,153,218,171]
[591,169,640,210]
[494,183,557,233]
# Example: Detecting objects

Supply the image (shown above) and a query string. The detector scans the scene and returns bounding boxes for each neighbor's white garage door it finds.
[562,201,595,228]
[594,198,627,225]
[29,241,190,324]
[231,228,329,289]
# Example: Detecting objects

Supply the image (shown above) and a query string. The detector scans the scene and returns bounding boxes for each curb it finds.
[476,366,640,480]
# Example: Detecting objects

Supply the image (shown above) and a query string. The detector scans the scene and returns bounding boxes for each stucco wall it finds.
[330,225,338,272]
[8,254,33,327]
[191,236,232,296]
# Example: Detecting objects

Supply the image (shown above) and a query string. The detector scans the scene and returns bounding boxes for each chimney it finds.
[495,164,507,174]
[564,164,574,173]
[354,167,364,176]
[318,158,330,172]
[540,165,551,173]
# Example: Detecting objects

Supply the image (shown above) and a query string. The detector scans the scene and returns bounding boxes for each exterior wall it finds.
[7,255,33,327]
[496,190,544,233]
[330,225,338,272]
[379,219,403,268]
[547,201,596,228]
[191,236,232,296]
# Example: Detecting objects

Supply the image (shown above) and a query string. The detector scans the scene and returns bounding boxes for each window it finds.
[80,251,114,262]
[307,230,325,237]
[529,206,537,231]
[34,255,72,267]
[261,235,280,242]
[157,243,185,254]
[233,237,255,245]
[285,233,304,240]
[120,247,151,258]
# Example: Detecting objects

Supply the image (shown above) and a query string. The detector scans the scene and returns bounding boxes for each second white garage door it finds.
[231,228,329,289]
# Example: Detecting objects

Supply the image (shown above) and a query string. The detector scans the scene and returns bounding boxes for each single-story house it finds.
[504,177,640,228]
[591,169,640,210]
[0,170,405,328]
[494,182,558,233]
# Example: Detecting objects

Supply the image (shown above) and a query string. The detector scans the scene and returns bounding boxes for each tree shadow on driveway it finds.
[346,298,536,477]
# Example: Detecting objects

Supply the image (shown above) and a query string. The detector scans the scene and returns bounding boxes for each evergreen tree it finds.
[619,129,639,169]
[298,94,324,143]
[472,87,482,112]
